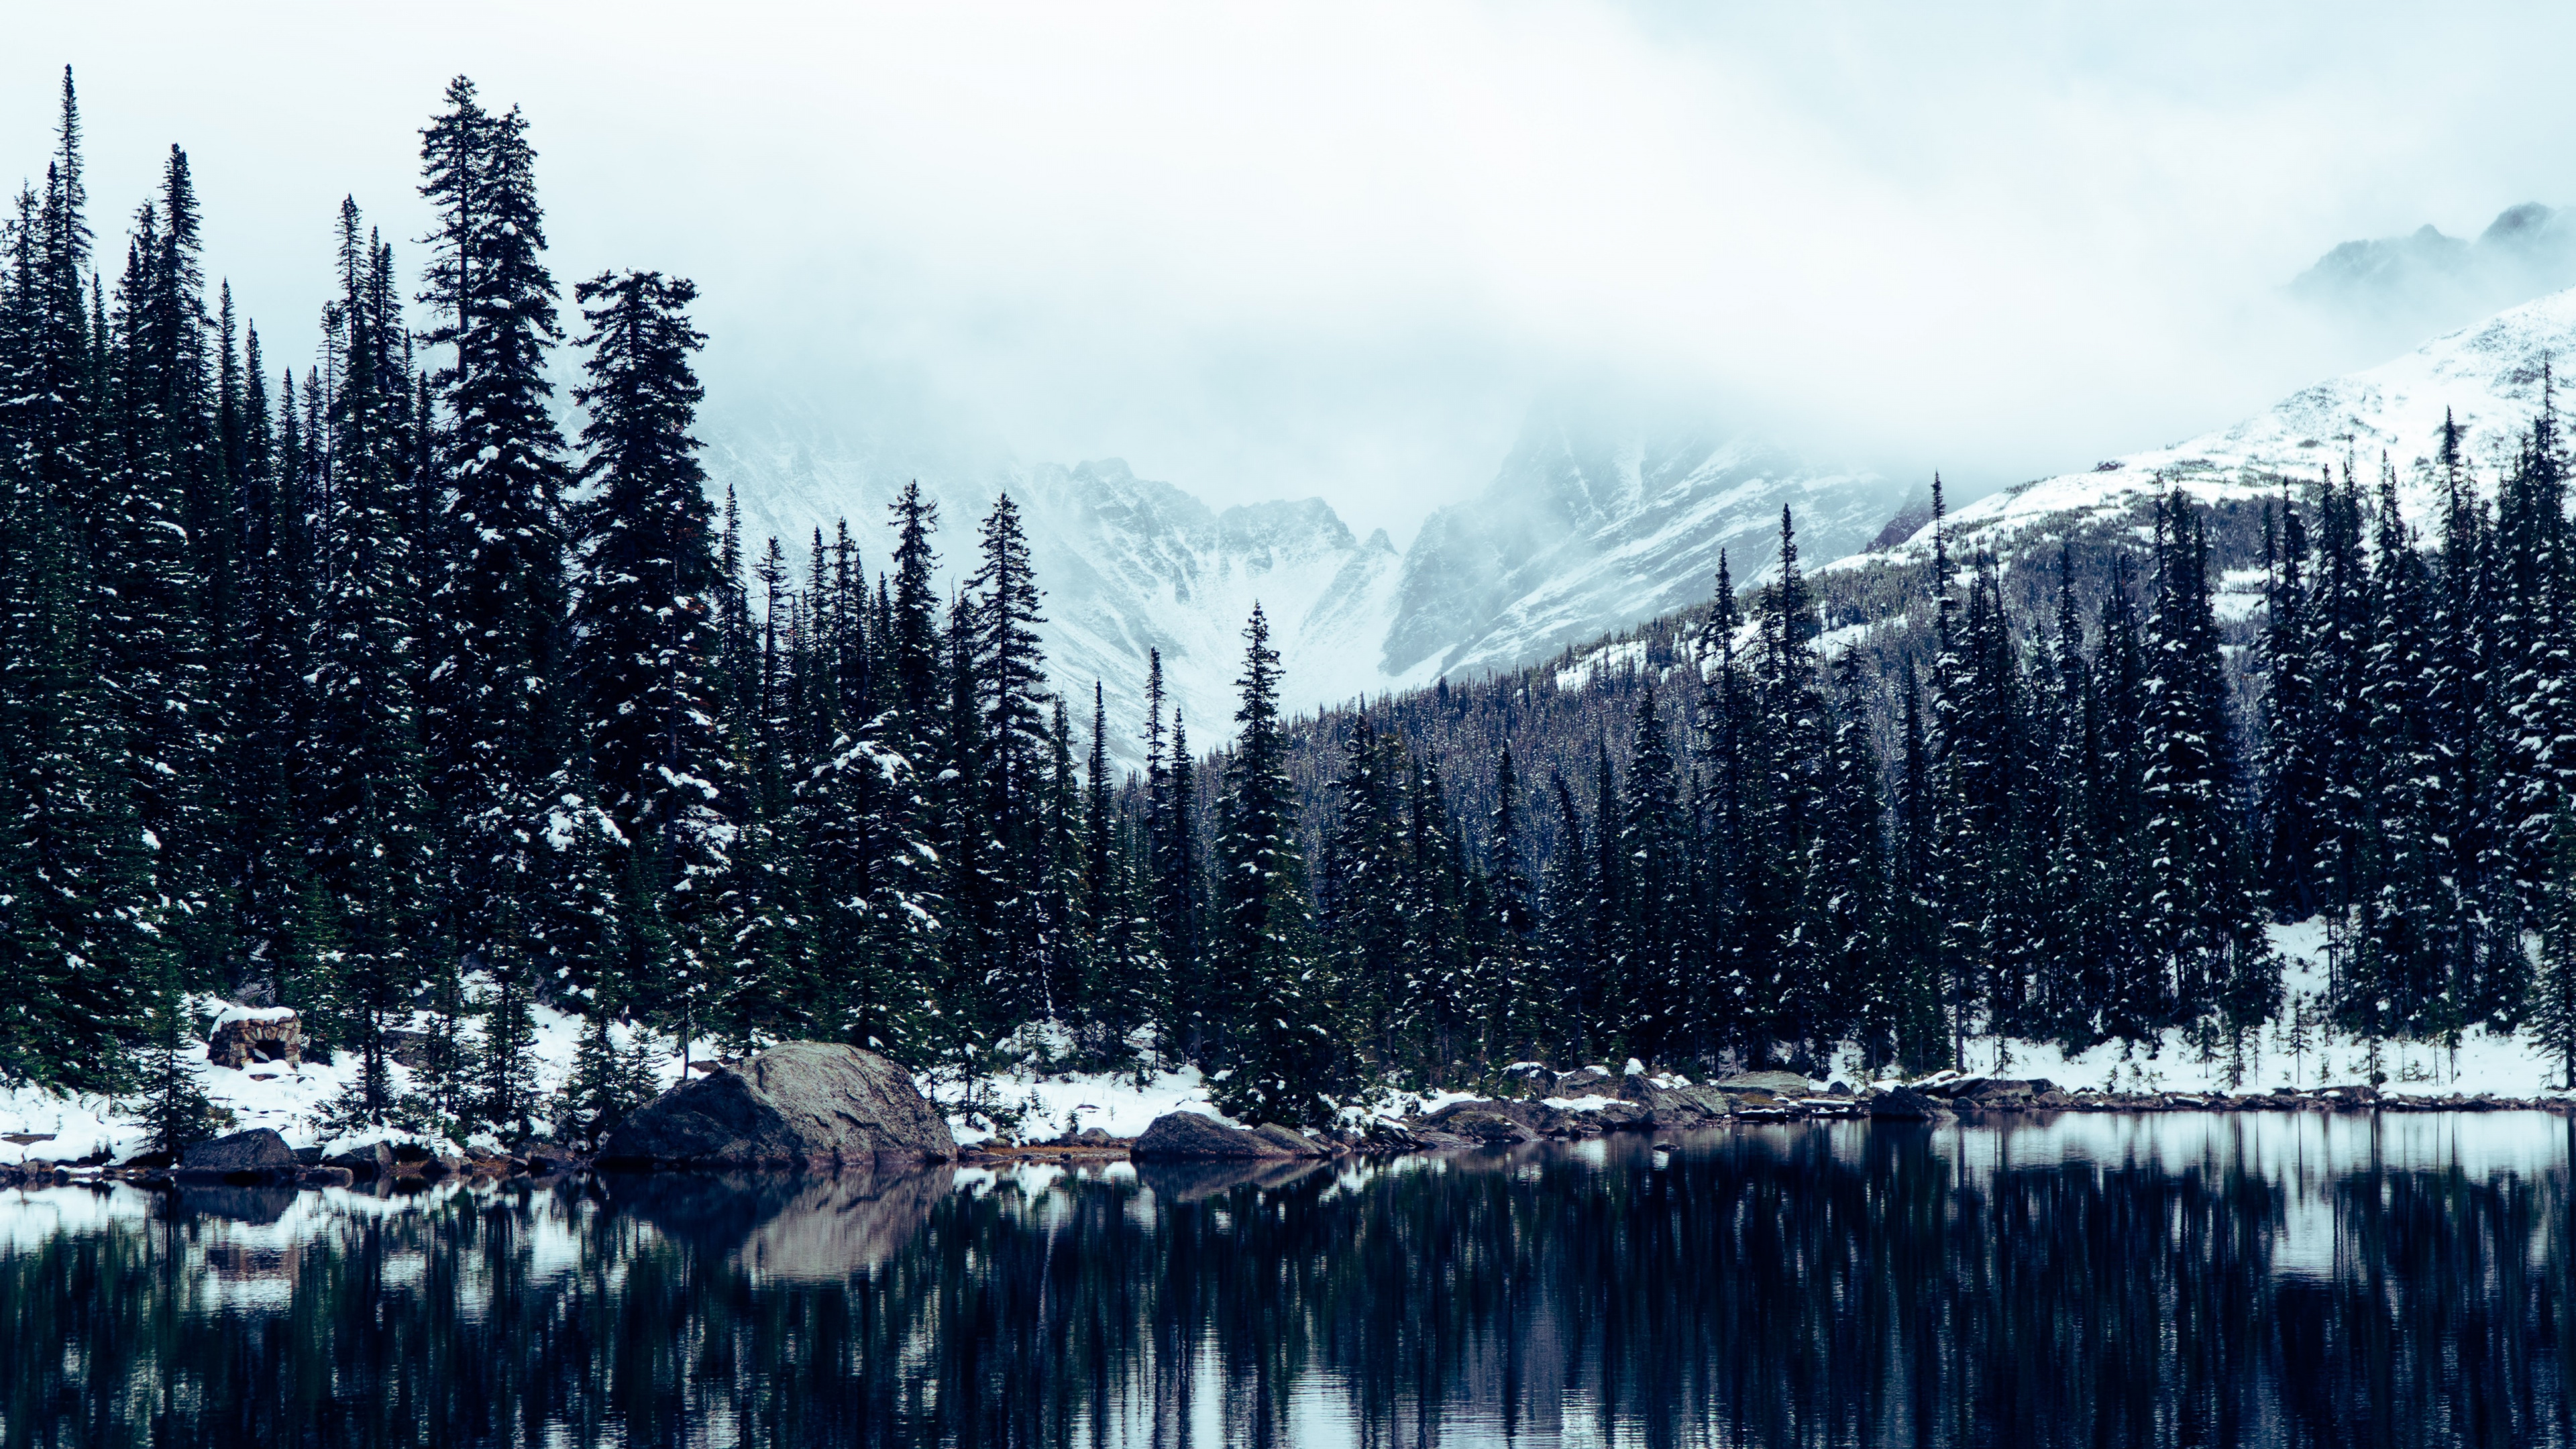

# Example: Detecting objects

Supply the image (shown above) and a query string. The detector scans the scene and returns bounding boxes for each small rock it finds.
[1252,1123,1327,1156]
[1434,1110,1536,1144]
[297,1165,356,1189]
[523,1143,586,1174]
[327,1142,396,1181]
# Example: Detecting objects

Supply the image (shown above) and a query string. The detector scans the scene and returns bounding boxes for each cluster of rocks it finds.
[39,1128,600,1193]
[1923,1078,2576,1115]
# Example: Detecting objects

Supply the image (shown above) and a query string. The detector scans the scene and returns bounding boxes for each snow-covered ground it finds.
[6,916,2566,1170]
[1833,920,2576,1101]
[0,998,679,1167]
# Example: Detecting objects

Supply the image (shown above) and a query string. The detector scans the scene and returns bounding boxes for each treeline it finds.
[9,72,2576,1146]
[1287,433,2576,1095]
[0,71,1346,1135]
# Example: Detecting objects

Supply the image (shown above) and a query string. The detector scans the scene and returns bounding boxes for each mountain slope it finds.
[2290,201,2576,355]
[1387,421,1904,682]
[702,402,1905,760]
[1856,284,2576,573]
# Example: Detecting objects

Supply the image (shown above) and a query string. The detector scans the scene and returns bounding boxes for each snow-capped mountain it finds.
[700,400,1904,763]
[1857,284,2576,570]
[2290,201,2576,358]
[1385,419,1906,682]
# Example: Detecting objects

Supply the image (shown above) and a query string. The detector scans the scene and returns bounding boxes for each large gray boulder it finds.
[600,1042,955,1168]
[179,1128,295,1181]
[1132,1112,1297,1160]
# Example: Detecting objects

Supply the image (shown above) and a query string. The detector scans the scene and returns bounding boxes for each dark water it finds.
[5,1114,2574,1448]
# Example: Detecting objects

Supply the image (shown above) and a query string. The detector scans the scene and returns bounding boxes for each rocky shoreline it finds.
[7,1060,2570,1193]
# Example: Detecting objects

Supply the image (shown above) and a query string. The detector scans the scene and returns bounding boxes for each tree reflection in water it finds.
[4,1114,2571,1447]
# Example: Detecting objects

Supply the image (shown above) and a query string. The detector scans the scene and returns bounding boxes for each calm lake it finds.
[5,1113,2573,1447]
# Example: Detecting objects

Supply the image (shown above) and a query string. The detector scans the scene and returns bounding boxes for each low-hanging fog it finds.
[15,1,2576,545]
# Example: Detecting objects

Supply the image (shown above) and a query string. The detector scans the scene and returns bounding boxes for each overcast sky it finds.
[15,2,2576,542]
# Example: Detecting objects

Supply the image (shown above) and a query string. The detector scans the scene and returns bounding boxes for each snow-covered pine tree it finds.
[1537,771,1598,1063]
[1753,506,1835,1063]
[2141,492,2277,1040]
[417,76,573,1027]
[1887,661,1947,1070]
[2529,810,2576,1090]
[887,480,943,733]
[1396,753,1470,1070]
[304,204,431,1124]
[128,977,215,1158]
[1620,686,1687,1063]
[566,268,732,1034]
[98,168,219,985]
[967,494,1054,1022]
[1478,743,1540,1061]
[1688,553,1752,1059]
[2259,491,2330,916]
[0,74,162,1089]
[1320,714,1405,1063]
[1816,647,1890,1073]
[1208,604,1348,1128]
[2351,460,2445,1038]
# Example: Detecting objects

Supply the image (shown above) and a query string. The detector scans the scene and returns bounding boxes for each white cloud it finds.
[15,1,2576,540]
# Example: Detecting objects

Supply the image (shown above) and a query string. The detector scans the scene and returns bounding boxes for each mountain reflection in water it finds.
[4,1113,2572,1447]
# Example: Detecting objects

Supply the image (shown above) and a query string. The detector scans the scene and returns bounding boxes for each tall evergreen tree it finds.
[1208,605,1346,1126]
[417,76,573,1008]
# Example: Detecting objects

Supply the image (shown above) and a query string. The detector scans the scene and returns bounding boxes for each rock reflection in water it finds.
[1,1114,2571,1447]
[608,1166,955,1283]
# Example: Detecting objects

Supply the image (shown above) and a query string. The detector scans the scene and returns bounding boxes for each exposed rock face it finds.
[1715,1071,1814,1096]
[327,1142,396,1181]
[1618,1080,1739,1125]
[1870,1086,1945,1120]
[1438,1110,1537,1144]
[207,1010,301,1070]
[1132,1112,1297,1160]
[1426,1098,1572,1137]
[1954,1079,2050,1108]
[523,1143,586,1174]
[600,1042,955,1167]
[179,1128,295,1181]
[1252,1124,1328,1156]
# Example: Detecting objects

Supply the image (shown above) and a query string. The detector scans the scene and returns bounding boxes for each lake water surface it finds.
[5,1112,2573,1447]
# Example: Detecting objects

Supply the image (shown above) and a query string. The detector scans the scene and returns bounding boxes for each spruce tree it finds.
[417,76,573,1022]
[1209,605,1347,1127]
[566,268,731,1032]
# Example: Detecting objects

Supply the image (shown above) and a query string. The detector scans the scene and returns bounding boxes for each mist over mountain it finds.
[2288,202,2576,360]
[699,400,1908,762]
[1863,280,2576,574]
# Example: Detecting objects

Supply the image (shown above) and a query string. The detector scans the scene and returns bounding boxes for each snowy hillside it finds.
[703,402,1904,759]
[1386,420,1906,682]
[1851,284,2576,573]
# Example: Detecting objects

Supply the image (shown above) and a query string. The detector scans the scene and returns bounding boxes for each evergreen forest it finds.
[7,72,2576,1139]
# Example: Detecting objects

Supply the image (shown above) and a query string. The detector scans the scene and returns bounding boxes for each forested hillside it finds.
[7,72,2575,1148]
